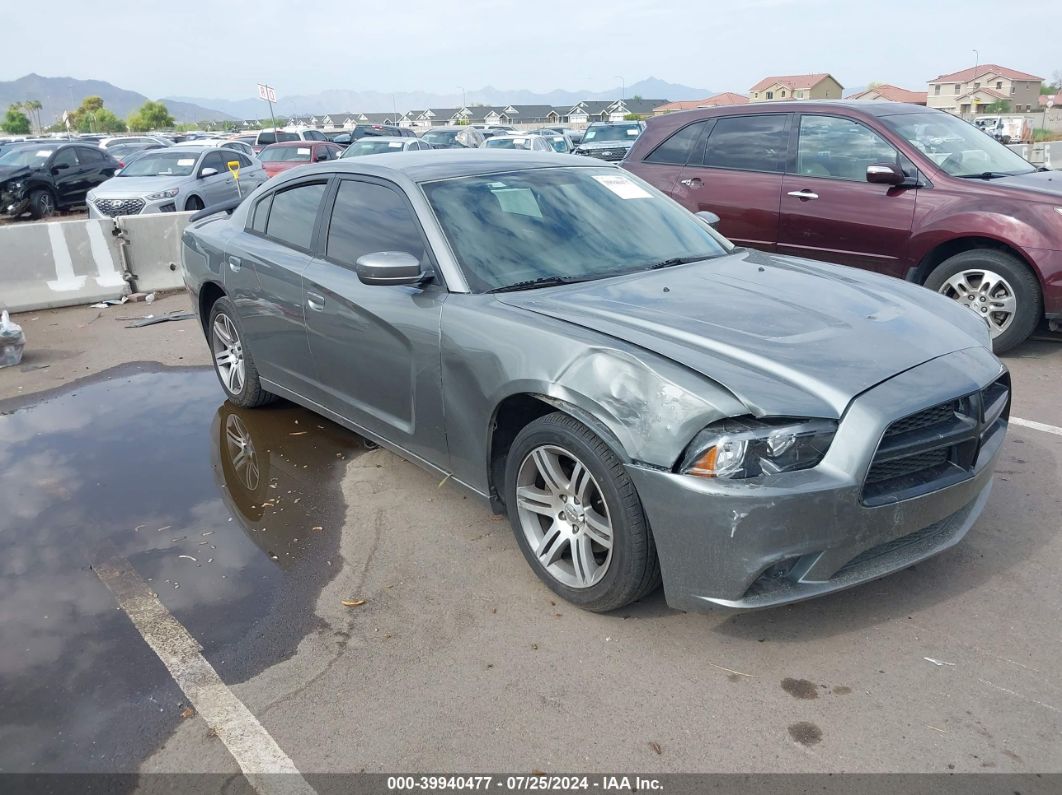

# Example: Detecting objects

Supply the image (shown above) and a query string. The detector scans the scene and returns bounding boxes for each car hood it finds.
[91,175,188,198]
[0,165,34,184]
[992,169,1062,198]
[577,139,635,150]
[497,248,986,418]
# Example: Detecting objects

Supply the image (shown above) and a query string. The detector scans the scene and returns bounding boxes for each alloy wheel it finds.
[938,268,1016,338]
[224,414,259,490]
[515,445,614,589]
[212,313,246,396]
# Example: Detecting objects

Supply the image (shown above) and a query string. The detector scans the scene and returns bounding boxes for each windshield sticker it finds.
[388,142,403,148]
[593,174,652,199]
[626,129,639,136]
[36,150,53,157]
[297,147,311,155]
[177,158,196,166]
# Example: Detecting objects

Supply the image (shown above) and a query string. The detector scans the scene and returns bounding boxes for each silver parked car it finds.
[483,134,556,152]
[340,136,433,157]
[177,138,257,160]
[88,146,267,217]
[181,151,1007,613]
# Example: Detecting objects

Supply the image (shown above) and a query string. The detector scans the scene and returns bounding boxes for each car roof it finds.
[261,140,327,147]
[276,150,597,184]
[658,99,934,121]
[150,146,210,155]
[350,136,409,143]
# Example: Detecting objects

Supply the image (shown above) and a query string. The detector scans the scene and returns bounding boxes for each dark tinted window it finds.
[52,147,79,168]
[78,147,104,162]
[265,182,327,251]
[644,122,706,165]
[200,151,226,173]
[325,181,426,268]
[703,115,789,172]
[235,152,253,168]
[251,193,272,234]
[303,130,327,141]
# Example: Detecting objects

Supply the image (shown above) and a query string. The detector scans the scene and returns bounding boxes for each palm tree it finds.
[23,100,43,135]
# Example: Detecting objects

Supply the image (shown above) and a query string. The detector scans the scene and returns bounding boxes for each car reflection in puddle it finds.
[0,366,364,774]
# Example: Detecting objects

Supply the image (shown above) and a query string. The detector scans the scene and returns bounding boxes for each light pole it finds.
[972,49,979,68]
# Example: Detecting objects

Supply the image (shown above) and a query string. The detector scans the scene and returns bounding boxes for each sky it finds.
[4,0,1061,101]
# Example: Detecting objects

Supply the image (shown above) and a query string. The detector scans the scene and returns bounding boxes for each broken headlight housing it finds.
[679,417,837,479]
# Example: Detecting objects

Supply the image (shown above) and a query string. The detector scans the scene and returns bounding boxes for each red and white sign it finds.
[257,84,277,103]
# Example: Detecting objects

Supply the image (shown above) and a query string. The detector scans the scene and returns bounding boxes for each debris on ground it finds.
[0,310,26,368]
[341,598,367,607]
[179,705,196,719]
[648,741,662,755]
[125,311,196,328]
[90,297,129,308]
[924,657,956,667]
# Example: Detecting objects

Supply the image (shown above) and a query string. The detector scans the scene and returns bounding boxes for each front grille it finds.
[94,198,145,217]
[862,375,1010,505]
[832,515,954,580]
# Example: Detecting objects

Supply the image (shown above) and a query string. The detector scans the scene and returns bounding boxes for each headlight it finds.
[679,417,837,479]
[146,188,180,201]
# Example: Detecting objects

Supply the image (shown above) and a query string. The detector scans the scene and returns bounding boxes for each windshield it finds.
[258,132,298,145]
[582,124,641,143]
[343,140,407,157]
[422,130,460,145]
[546,136,568,152]
[0,146,57,168]
[422,167,728,293]
[484,137,533,150]
[882,113,1035,178]
[117,151,199,177]
[259,145,313,162]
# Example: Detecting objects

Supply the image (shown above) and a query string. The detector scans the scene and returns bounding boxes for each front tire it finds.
[925,249,1041,354]
[208,297,276,408]
[504,412,660,612]
[29,189,56,219]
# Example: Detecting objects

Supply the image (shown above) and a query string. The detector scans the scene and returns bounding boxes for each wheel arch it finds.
[485,392,630,514]
[198,280,227,336]
[911,236,1040,287]
[184,193,204,211]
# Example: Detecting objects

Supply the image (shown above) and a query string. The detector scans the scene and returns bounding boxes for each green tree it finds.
[21,99,43,133]
[623,113,644,121]
[984,100,1012,114]
[2,104,31,134]
[127,100,175,131]
[67,95,107,130]
[80,108,126,133]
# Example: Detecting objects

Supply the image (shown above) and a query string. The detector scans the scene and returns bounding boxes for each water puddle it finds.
[0,365,366,772]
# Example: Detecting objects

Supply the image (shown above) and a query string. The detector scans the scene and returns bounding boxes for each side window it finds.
[325,180,427,268]
[78,147,104,163]
[316,145,332,161]
[235,152,253,168]
[644,121,706,165]
[702,115,789,173]
[250,193,273,234]
[265,182,328,251]
[795,115,901,181]
[200,151,226,174]
[52,148,79,168]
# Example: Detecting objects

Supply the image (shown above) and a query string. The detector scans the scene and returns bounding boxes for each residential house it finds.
[1039,91,1062,108]
[845,84,927,105]
[748,74,844,102]
[653,93,749,115]
[563,99,667,124]
[926,64,1043,115]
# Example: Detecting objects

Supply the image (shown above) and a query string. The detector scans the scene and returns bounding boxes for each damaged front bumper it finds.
[1,184,29,216]
[628,347,1008,612]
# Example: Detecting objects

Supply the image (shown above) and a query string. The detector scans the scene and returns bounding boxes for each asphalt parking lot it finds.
[1,295,1060,785]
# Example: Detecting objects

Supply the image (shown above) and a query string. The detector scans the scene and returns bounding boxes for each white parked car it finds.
[175,138,256,160]
[340,137,433,157]
[99,135,175,149]
[482,134,556,152]
[87,146,267,218]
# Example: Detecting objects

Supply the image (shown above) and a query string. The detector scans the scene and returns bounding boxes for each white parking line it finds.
[94,554,315,795]
[1011,417,1062,437]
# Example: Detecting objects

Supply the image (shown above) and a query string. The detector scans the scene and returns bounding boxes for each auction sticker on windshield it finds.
[389,142,403,148]
[178,159,196,166]
[593,174,652,200]
[297,147,311,156]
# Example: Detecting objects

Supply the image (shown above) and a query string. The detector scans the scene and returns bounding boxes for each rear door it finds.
[624,119,711,197]
[777,113,917,276]
[226,178,330,396]
[302,176,448,465]
[671,113,791,251]
[75,146,114,195]
[48,147,83,206]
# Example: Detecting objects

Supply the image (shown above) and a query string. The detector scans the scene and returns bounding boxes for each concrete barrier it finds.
[0,212,194,313]
[1008,141,1062,168]
[115,212,192,293]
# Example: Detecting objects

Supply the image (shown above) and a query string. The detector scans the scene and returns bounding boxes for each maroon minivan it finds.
[623,101,1062,352]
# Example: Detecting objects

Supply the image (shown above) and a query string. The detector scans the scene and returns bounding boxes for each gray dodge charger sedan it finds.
[181,151,1009,613]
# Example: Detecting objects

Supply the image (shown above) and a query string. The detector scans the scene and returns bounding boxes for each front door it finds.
[49,147,83,207]
[671,113,791,251]
[302,176,447,466]
[197,150,239,207]
[777,114,918,276]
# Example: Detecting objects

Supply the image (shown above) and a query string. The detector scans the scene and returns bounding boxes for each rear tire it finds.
[29,189,56,219]
[185,195,204,212]
[504,412,661,612]
[208,297,276,408]
[925,249,1041,354]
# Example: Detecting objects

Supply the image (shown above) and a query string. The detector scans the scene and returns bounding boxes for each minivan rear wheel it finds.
[925,249,1041,354]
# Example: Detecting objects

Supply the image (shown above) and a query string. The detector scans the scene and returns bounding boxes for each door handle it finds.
[680,177,702,188]
[306,291,326,311]
[227,256,241,273]
[787,189,819,200]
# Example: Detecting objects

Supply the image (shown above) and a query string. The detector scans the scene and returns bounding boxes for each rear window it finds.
[645,121,708,165]
[702,115,789,173]
[263,182,327,251]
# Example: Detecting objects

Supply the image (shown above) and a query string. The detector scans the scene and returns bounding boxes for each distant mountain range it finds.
[166,77,716,119]
[0,74,234,125]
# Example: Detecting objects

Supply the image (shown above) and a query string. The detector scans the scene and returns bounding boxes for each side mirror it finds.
[866,163,905,186]
[113,168,123,176]
[51,163,70,174]
[315,153,328,162]
[696,210,721,229]
[199,167,219,178]
[355,251,428,286]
